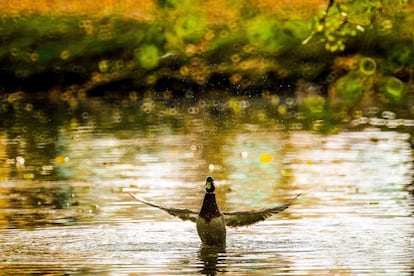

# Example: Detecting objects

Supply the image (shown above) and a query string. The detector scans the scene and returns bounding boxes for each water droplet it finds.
[99,60,109,73]
[277,104,287,115]
[187,106,199,114]
[24,173,35,179]
[381,111,395,120]
[81,112,89,120]
[55,156,70,164]
[60,50,70,60]
[24,103,33,112]
[260,153,273,163]
[231,54,241,63]
[16,156,25,166]
[385,77,404,99]
[359,57,376,75]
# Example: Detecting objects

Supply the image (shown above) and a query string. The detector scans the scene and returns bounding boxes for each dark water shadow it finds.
[197,244,226,275]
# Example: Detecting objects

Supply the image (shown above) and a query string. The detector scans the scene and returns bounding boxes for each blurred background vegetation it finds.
[0,0,413,131]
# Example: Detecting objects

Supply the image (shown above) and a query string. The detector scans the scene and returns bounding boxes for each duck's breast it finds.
[196,215,226,246]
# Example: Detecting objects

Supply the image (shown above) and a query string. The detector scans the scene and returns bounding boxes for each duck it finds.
[128,176,301,246]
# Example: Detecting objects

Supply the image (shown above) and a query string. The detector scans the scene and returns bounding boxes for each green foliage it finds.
[174,14,207,42]
[136,44,160,69]
[245,16,305,55]
[246,16,280,53]
[335,71,365,104]
[0,0,413,126]
[299,95,326,119]
[304,0,411,53]
[387,44,414,67]
[381,76,406,104]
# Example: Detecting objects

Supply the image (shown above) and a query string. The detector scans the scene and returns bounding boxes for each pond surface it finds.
[0,93,413,275]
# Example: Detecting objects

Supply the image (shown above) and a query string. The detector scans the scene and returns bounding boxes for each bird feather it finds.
[223,193,301,227]
[128,192,199,223]
[128,192,301,227]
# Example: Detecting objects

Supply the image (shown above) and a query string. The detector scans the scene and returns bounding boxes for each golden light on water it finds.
[0,110,413,274]
[0,0,414,273]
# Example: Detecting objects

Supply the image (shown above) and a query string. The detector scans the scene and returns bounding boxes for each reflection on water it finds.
[198,246,226,274]
[0,93,413,274]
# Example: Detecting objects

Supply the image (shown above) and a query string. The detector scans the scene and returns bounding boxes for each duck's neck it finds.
[199,193,221,222]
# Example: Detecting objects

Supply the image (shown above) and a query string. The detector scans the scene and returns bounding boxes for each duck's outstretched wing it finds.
[223,193,301,227]
[128,192,199,223]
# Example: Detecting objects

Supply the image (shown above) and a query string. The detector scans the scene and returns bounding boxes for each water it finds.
[0,93,413,275]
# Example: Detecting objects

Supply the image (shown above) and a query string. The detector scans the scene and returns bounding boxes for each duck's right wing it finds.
[223,193,301,227]
[128,192,199,223]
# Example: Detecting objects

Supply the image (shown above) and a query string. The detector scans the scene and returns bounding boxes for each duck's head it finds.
[205,176,215,193]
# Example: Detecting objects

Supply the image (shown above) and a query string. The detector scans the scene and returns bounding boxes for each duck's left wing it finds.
[128,193,199,223]
[223,193,301,227]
